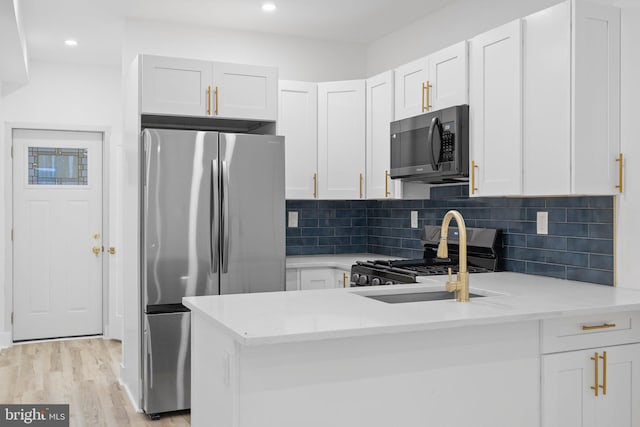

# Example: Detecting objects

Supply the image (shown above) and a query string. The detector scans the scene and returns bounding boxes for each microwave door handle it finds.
[428,116,443,170]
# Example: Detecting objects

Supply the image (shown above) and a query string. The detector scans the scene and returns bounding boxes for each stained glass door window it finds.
[28,147,88,185]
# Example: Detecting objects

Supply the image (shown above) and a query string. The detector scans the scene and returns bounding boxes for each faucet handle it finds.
[447,267,452,281]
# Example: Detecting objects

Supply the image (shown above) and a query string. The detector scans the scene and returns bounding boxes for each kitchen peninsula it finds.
[184,273,640,427]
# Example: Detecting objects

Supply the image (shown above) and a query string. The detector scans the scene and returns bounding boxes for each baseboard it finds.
[0,331,12,349]
[120,373,142,413]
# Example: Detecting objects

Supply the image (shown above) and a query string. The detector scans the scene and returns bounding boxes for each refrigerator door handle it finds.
[211,160,219,273]
[222,160,230,274]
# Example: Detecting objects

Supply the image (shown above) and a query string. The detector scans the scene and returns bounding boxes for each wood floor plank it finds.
[0,339,191,426]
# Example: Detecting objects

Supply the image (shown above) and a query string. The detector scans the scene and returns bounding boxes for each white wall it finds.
[0,81,8,347]
[0,60,122,343]
[366,0,562,76]
[124,19,367,82]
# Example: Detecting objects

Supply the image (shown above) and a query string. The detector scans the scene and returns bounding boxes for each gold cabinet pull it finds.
[92,233,100,240]
[343,273,348,288]
[215,85,219,115]
[422,82,426,112]
[425,80,432,111]
[582,323,616,331]
[599,351,607,395]
[385,170,390,197]
[359,173,363,199]
[92,246,100,256]
[591,352,599,396]
[108,247,116,255]
[313,173,317,199]
[616,153,623,193]
[471,160,479,195]
[207,85,212,115]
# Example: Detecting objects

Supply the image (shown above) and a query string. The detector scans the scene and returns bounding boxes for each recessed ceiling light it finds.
[64,39,78,47]
[262,3,276,12]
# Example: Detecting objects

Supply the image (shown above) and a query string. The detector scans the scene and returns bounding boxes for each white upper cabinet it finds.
[212,62,278,121]
[428,41,469,110]
[317,80,366,200]
[572,0,620,195]
[469,19,523,197]
[523,0,621,196]
[366,71,400,199]
[140,54,277,121]
[278,81,318,199]
[394,57,429,121]
[141,55,212,116]
[394,42,469,121]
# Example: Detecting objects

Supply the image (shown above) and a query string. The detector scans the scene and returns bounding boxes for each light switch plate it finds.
[537,211,548,235]
[411,211,419,228]
[288,211,298,228]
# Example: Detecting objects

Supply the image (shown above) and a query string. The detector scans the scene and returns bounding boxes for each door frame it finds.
[4,122,113,346]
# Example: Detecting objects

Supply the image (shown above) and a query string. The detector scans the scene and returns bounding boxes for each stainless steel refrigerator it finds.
[140,128,285,416]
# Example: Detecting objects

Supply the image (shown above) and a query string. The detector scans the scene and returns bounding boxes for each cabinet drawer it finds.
[541,311,640,354]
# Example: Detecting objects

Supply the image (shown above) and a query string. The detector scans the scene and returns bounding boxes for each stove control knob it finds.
[351,273,360,283]
[371,278,381,286]
[358,275,369,285]
[385,281,394,286]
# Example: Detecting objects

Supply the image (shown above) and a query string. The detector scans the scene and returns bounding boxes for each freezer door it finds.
[143,129,220,306]
[219,133,285,294]
[143,310,191,414]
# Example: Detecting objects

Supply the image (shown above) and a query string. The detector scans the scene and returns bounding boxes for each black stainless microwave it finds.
[390,104,469,183]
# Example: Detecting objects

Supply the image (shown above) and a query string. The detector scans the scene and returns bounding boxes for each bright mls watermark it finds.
[0,405,69,426]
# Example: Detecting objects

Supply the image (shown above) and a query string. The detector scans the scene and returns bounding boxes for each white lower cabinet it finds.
[334,268,350,289]
[286,268,351,291]
[542,344,640,427]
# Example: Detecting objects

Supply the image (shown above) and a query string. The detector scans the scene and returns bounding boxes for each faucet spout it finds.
[437,210,469,302]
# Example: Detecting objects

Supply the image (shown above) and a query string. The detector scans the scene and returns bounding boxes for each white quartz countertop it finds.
[183,272,640,346]
[285,253,397,270]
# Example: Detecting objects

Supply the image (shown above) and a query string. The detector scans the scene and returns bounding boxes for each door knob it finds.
[92,246,100,256]
[108,247,116,255]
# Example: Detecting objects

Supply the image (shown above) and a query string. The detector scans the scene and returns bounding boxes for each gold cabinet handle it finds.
[471,160,478,195]
[385,170,390,197]
[343,273,348,288]
[207,86,212,115]
[425,80,432,111]
[313,173,317,199]
[591,352,600,396]
[422,82,426,112]
[582,323,616,331]
[108,247,116,255]
[92,233,100,240]
[215,85,219,115]
[359,173,363,199]
[92,246,100,256]
[616,153,623,193]
[599,351,607,395]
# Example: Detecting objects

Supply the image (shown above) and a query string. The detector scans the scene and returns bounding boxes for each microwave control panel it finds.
[440,124,455,162]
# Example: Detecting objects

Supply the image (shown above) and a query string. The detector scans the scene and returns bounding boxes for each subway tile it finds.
[525,262,566,279]
[351,218,367,227]
[338,245,368,253]
[369,236,402,247]
[350,236,367,245]
[335,226,367,236]
[589,254,614,271]
[567,238,613,255]
[286,228,301,237]
[526,235,567,251]
[508,247,547,263]
[320,200,352,209]
[503,259,526,273]
[286,200,318,209]
[336,208,367,218]
[318,236,351,246]
[475,220,510,230]
[298,218,319,228]
[544,251,589,268]
[508,221,537,234]
[588,223,613,239]
[566,209,613,223]
[548,222,589,237]
[367,245,394,256]
[402,239,424,249]
[299,209,319,219]
[490,208,528,221]
[318,218,352,227]
[504,234,526,247]
[297,246,336,255]
[526,208,566,222]
[286,237,319,246]
[545,197,590,208]
[567,268,613,286]
[391,200,424,209]
[423,200,449,208]
[369,208,391,218]
[301,227,335,237]
[316,209,337,218]
[589,197,613,208]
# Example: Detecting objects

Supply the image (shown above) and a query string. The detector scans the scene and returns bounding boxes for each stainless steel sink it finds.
[364,290,485,304]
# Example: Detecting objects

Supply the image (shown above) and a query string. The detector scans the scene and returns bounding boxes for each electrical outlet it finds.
[288,211,298,228]
[411,211,419,228]
[537,211,548,235]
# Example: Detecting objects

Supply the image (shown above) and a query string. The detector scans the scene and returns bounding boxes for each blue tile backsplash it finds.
[286,185,615,286]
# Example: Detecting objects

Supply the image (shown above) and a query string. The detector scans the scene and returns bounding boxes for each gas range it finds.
[350,225,502,287]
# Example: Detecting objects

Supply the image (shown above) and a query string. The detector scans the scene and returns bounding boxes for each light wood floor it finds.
[0,338,190,426]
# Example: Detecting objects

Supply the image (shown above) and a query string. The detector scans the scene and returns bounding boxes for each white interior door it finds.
[12,129,103,341]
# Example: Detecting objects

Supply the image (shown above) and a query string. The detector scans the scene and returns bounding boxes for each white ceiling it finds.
[19,0,454,66]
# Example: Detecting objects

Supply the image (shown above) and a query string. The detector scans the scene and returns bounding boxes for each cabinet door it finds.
[572,0,621,195]
[366,71,400,199]
[523,2,571,195]
[429,41,468,110]
[141,55,212,116]
[279,81,318,199]
[212,62,278,120]
[299,269,336,290]
[317,80,366,200]
[469,20,523,196]
[334,269,351,289]
[285,269,300,291]
[542,344,640,427]
[394,57,429,120]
